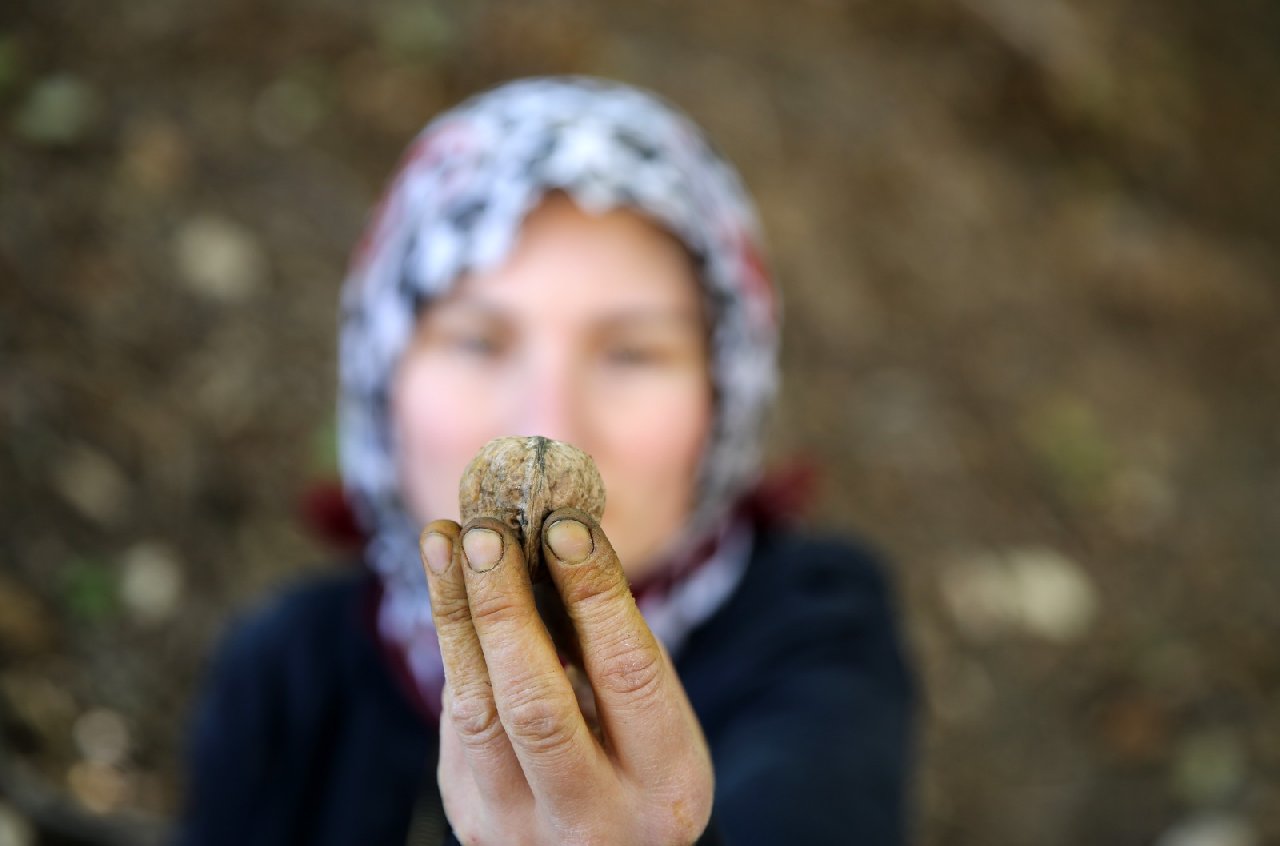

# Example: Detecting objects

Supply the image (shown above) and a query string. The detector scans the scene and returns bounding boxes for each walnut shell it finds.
[458,436,606,578]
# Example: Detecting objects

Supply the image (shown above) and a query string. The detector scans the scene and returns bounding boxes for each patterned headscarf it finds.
[338,76,779,691]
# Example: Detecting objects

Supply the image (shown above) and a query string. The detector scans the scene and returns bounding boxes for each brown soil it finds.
[2,0,1278,843]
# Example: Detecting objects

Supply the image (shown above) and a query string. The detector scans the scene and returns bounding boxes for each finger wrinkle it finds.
[427,590,474,626]
[502,689,584,758]
[553,554,624,595]
[448,688,506,750]
[563,576,634,623]
[467,590,536,630]
[594,643,665,702]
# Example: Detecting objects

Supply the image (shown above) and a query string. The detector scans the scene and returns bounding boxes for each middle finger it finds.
[459,516,603,806]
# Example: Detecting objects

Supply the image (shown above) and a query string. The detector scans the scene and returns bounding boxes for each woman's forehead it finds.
[426,281,704,334]
[434,197,702,314]
[428,291,703,332]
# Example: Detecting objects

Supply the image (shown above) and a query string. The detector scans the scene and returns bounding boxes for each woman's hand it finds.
[419,508,714,846]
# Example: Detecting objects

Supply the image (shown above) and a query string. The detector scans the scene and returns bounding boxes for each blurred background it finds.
[2,0,1278,843]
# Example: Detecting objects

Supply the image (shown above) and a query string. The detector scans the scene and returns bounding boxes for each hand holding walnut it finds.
[418,438,714,846]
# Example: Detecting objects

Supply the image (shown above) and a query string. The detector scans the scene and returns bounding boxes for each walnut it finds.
[458,436,606,578]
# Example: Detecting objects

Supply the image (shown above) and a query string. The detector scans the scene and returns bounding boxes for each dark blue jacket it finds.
[177,526,916,844]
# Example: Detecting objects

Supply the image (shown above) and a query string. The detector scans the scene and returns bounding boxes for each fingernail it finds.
[546,519,593,565]
[422,532,452,575]
[462,528,503,572]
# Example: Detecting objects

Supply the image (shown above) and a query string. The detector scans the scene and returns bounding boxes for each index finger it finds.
[540,508,711,779]
[458,517,605,805]
[419,520,529,805]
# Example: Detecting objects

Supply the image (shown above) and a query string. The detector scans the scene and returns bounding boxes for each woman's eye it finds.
[448,332,502,358]
[604,345,663,367]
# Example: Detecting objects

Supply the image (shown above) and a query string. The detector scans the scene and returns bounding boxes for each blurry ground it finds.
[2,0,1278,844]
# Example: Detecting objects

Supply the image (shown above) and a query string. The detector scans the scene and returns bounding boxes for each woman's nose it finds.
[513,353,589,448]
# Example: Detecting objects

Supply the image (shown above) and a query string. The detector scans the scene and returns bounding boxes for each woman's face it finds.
[390,194,712,581]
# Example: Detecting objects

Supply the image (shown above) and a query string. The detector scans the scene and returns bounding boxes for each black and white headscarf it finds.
[338,76,779,699]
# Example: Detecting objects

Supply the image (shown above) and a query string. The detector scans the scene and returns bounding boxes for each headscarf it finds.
[337,76,780,713]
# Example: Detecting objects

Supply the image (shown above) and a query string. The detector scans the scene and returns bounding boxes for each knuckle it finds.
[430,591,473,627]
[504,684,579,755]
[562,566,629,611]
[467,590,528,630]
[449,689,504,749]
[597,643,664,702]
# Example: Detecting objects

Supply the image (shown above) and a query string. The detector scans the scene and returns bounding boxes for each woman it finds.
[179,76,915,845]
